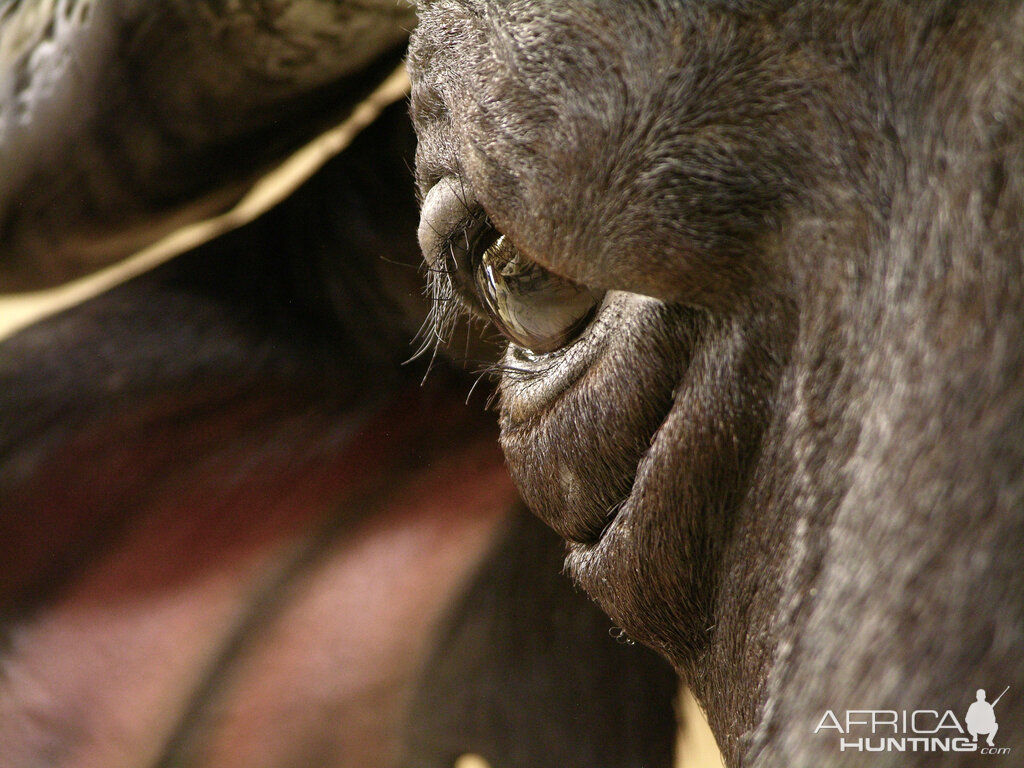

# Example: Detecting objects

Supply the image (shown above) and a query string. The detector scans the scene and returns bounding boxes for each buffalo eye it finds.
[469,228,602,355]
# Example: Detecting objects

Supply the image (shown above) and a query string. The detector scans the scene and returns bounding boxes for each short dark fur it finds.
[410,1,1024,764]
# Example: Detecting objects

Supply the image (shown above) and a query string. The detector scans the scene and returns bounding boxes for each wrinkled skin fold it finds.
[409,1,1024,765]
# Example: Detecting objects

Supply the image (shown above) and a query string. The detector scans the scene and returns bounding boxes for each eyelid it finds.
[418,177,479,267]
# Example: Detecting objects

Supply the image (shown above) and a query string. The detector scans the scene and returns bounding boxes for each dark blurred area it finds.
[0,4,681,767]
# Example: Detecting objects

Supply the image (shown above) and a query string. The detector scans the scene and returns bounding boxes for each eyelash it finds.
[414,212,488,361]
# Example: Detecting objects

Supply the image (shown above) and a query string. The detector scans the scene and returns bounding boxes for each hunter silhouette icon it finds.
[966,687,1009,746]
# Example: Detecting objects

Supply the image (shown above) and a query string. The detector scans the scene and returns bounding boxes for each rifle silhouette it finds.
[991,686,1010,708]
